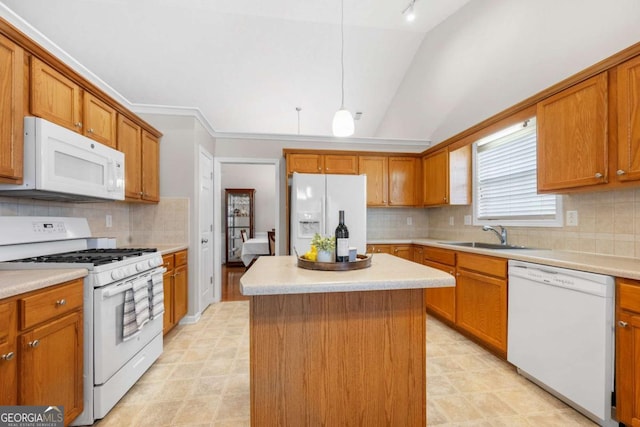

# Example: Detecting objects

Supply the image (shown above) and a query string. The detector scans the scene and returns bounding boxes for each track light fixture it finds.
[402,0,417,22]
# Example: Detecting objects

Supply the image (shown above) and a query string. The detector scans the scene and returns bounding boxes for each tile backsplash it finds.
[428,188,640,258]
[367,207,429,240]
[0,196,189,247]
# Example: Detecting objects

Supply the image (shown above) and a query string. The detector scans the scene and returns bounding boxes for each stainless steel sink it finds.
[441,241,532,250]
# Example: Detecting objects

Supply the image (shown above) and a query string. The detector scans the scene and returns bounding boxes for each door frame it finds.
[213,157,282,302]
[199,146,215,308]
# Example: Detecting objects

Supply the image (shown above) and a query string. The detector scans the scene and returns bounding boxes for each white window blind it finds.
[475,118,558,222]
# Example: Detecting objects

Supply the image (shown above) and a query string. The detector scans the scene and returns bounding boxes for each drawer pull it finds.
[619,320,629,328]
[29,340,40,348]
[56,299,67,306]
[617,169,626,176]
[1,352,14,361]
[595,172,603,179]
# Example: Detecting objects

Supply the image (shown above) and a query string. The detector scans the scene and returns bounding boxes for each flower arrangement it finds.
[311,233,335,252]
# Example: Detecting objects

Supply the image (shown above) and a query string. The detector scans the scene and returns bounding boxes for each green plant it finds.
[311,233,335,252]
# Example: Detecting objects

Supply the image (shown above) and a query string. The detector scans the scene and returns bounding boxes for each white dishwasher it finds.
[507,260,616,426]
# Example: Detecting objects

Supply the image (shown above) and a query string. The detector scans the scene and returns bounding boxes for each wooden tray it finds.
[297,254,372,271]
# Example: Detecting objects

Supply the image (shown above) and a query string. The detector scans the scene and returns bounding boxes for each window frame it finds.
[471,118,563,228]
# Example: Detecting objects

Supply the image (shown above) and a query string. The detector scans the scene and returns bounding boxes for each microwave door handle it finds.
[106,159,116,192]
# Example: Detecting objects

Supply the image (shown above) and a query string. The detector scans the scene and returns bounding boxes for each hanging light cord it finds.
[340,0,345,109]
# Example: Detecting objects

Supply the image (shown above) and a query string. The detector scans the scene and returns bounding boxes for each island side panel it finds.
[250,288,426,426]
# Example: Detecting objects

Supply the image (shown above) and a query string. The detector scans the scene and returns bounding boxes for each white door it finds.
[199,148,214,308]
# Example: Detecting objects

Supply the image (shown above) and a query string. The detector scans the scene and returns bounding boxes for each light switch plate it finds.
[406,216,413,226]
[449,216,454,226]
[106,214,112,228]
[464,215,472,225]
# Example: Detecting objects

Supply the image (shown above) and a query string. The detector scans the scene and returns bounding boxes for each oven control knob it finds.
[136,262,146,272]
[111,269,125,280]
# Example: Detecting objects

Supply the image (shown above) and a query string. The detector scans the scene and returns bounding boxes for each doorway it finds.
[213,157,282,302]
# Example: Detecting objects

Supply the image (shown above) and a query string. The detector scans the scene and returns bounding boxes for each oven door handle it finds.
[102,282,134,298]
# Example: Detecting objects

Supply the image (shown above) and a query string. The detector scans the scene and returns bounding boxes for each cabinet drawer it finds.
[19,279,83,330]
[457,252,507,279]
[174,250,188,267]
[618,280,640,314]
[424,247,456,266]
[162,254,175,271]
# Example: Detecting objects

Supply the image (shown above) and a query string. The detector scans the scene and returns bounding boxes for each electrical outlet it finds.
[464,215,472,225]
[406,216,413,226]
[566,210,578,226]
[449,216,454,226]
[106,214,112,228]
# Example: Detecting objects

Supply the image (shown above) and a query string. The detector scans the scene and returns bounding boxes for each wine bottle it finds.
[335,210,349,262]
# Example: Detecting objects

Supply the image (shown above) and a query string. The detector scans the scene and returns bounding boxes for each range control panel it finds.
[32,221,67,234]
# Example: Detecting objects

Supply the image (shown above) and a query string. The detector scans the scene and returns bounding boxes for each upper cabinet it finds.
[30,57,83,133]
[359,156,419,207]
[83,93,117,148]
[141,131,160,202]
[286,152,358,175]
[616,56,640,182]
[0,34,24,183]
[359,156,388,206]
[422,146,470,207]
[537,73,609,191]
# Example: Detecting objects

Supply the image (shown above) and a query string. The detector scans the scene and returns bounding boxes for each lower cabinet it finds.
[455,252,508,357]
[0,279,83,425]
[423,247,456,324]
[366,244,413,260]
[615,278,640,426]
[163,249,189,335]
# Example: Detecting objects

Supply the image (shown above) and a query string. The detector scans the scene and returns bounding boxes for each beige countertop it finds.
[369,238,640,280]
[0,269,88,300]
[240,253,455,296]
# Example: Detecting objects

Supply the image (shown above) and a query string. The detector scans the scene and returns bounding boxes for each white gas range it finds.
[0,217,165,425]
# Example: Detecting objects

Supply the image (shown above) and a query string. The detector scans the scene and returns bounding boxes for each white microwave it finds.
[0,117,125,201]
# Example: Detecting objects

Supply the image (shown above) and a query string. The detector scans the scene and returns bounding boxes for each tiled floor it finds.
[95,301,597,426]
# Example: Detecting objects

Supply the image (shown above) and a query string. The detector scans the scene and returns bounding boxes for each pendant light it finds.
[332,0,355,137]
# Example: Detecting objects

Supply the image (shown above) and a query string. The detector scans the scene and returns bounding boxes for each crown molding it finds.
[213,131,431,147]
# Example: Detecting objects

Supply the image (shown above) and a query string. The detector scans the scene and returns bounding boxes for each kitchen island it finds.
[240,254,455,426]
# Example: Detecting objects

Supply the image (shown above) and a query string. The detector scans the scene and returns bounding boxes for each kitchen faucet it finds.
[482,225,508,245]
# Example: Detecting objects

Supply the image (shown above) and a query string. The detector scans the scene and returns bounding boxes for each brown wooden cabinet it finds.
[616,56,640,183]
[0,300,17,405]
[422,146,470,207]
[287,152,358,175]
[366,244,392,254]
[162,249,189,335]
[117,115,142,199]
[0,278,83,425]
[423,247,456,324]
[366,244,413,260]
[141,130,160,202]
[455,252,508,357]
[359,156,388,206]
[537,72,609,191]
[360,156,419,207]
[0,34,24,183]
[615,278,640,426]
[83,92,117,148]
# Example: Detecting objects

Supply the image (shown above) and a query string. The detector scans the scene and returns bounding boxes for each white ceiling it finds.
[1,0,470,138]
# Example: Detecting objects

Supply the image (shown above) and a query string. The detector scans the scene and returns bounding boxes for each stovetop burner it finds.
[9,248,158,266]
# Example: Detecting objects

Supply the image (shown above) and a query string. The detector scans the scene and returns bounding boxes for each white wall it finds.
[221,164,276,234]
[377,0,640,144]
[138,113,216,321]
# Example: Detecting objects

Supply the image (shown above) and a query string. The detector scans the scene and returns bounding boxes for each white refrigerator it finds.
[290,172,367,256]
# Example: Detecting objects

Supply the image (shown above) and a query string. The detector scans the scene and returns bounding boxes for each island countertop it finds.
[240,253,455,296]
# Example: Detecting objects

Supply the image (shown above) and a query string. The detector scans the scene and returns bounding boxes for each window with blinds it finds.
[472,117,562,226]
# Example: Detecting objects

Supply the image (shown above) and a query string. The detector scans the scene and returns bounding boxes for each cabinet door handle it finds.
[75,122,83,128]
[56,299,66,306]
[595,172,603,179]
[29,340,40,348]
[1,352,14,361]
[88,128,94,133]
[619,320,628,328]
[456,272,460,277]
[617,169,626,176]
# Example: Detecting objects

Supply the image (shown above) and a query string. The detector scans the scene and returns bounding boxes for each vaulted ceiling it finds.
[1,0,470,138]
